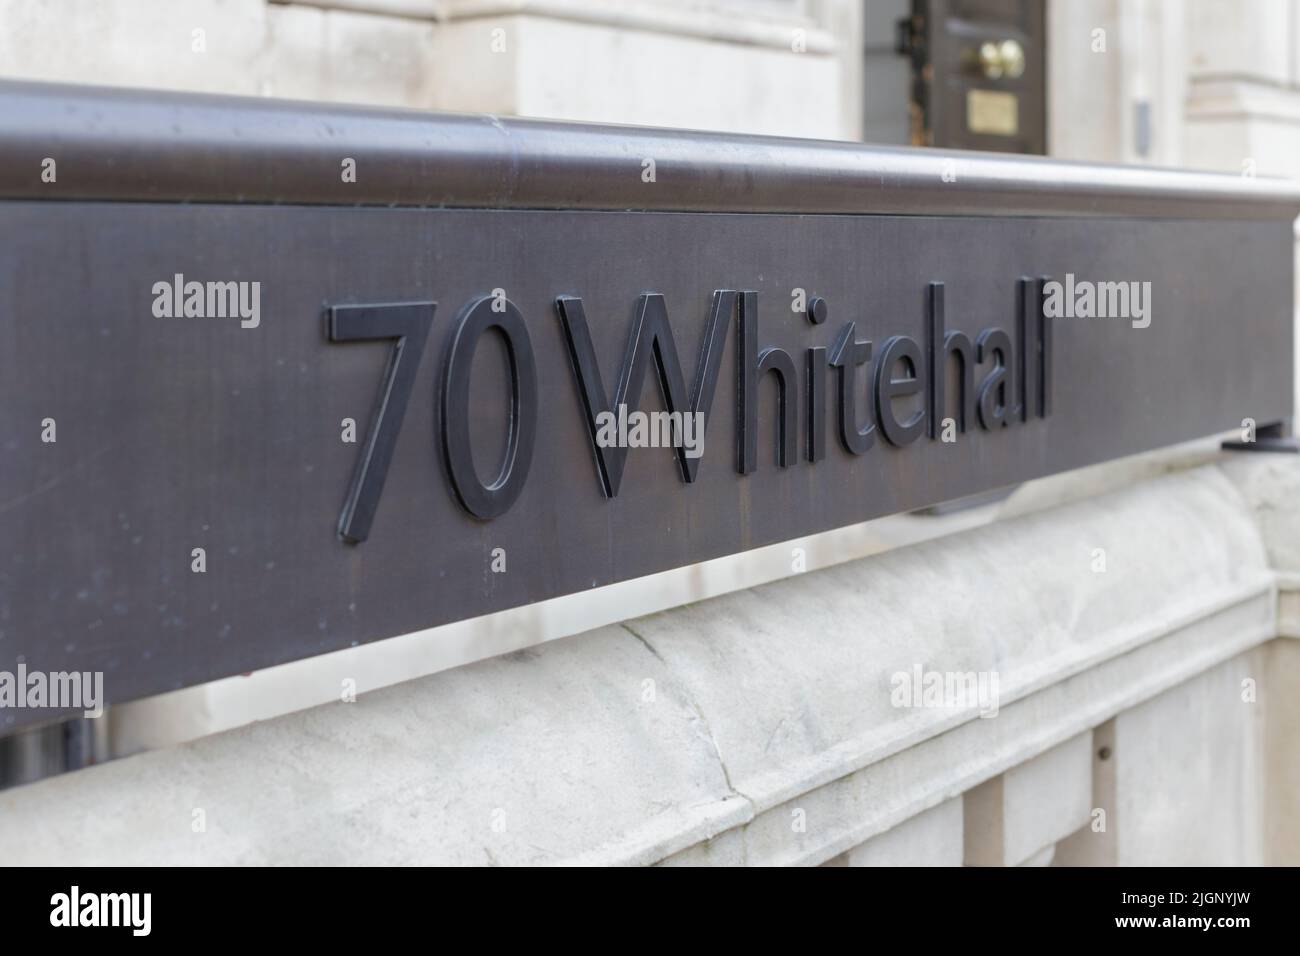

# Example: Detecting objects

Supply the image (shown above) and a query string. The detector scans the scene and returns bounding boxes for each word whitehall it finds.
[331,279,1057,536]
[152,273,261,328]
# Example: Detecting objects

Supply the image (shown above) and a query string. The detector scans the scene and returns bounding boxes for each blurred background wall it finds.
[0,0,859,139]
[2,0,1300,178]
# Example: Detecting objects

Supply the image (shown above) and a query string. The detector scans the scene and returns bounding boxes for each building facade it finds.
[0,0,1297,866]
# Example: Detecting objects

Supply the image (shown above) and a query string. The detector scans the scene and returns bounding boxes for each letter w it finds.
[556,291,735,497]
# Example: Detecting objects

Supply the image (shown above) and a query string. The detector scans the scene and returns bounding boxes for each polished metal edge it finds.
[2,79,1299,219]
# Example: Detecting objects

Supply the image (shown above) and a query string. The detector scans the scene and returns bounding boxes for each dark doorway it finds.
[897,0,1047,153]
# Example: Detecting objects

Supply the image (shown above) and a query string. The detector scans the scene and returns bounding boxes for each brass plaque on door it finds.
[967,89,1019,136]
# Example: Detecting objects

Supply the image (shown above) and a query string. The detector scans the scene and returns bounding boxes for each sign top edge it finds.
[1,78,1297,221]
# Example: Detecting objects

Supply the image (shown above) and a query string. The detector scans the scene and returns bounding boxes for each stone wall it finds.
[4,454,1295,865]
[0,0,861,139]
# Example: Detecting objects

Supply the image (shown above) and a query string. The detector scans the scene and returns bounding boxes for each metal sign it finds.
[0,82,1296,728]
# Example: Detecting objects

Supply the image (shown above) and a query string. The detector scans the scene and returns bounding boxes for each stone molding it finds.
[276,0,838,52]
[2,455,1294,864]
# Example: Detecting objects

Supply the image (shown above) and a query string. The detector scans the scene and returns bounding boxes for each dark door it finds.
[899,0,1046,153]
